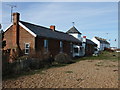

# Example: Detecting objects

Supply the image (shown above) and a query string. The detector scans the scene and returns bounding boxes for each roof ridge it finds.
[20,21,53,31]
[95,36,110,44]
[20,20,71,35]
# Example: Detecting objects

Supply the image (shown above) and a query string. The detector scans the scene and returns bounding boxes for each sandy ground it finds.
[2,60,118,88]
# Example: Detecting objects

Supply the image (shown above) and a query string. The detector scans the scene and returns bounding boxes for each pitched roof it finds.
[95,37,110,44]
[86,39,97,46]
[66,26,81,34]
[20,21,82,44]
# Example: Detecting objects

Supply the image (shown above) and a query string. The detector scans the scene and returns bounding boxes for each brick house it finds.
[3,12,82,58]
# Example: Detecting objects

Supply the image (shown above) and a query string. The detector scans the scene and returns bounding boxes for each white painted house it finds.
[91,37,110,51]
[66,26,85,57]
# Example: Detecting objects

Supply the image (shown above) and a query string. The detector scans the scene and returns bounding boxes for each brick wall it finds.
[35,37,73,57]
[4,25,35,54]
[19,26,35,54]
[85,44,95,56]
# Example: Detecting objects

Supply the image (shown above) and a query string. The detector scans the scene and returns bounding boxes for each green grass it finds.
[79,51,119,61]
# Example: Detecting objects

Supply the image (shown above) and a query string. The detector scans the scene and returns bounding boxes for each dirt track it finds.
[2,60,118,88]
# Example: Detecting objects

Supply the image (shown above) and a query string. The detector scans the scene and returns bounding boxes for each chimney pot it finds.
[83,36,86,42]
[50,25,55,31]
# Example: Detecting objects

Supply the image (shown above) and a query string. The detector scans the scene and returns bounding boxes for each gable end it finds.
[19,22,37,37]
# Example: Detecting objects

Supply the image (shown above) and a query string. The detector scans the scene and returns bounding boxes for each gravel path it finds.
[2,60,118,88]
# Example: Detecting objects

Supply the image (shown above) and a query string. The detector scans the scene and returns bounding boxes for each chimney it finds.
[12,12,20,47]
[13,12,20,25]
[50,25,55,31]
[83,36,86,42]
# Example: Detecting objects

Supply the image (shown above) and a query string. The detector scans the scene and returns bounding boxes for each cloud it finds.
[2,2,118,47]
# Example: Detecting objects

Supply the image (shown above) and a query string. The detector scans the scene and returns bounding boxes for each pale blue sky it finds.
[2,2,118,47]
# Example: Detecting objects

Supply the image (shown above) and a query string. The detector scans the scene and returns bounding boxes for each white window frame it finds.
[25,43,30,54]
[44,39,48,52]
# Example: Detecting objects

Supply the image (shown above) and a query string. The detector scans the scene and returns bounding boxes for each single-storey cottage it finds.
[3,12,82,58]
[91,36,110,51]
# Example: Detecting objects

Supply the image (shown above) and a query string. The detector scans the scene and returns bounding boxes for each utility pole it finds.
[7,4,17,22]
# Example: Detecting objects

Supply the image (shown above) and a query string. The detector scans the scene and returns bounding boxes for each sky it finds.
[2,2,118,47]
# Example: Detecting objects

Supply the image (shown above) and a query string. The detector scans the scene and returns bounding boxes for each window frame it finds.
[60,41,63,53]
[44,39,48,52]
[74,47,79,53]
[25,43,30,54]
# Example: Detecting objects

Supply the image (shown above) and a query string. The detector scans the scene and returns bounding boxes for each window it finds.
[25,43,30,54]
[60,41,63,52]
[70,43,73,53]
[44,39,48,52]
[74,47,78,53]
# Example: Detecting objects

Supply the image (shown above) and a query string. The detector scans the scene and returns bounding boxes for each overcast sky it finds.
[2,2,118,47]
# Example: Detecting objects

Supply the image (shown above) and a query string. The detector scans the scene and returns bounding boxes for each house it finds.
[91,36,110,51]
[66,26,97,57]
[3,12,82,58]
[66,26,85,57]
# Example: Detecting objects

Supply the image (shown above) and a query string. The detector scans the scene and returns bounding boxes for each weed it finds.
[65,71,73,73]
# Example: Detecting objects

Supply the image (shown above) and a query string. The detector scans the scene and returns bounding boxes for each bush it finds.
[54,53,72,64]
[2,53,10,75]
[2,48,54,77]
[28,50,53,69]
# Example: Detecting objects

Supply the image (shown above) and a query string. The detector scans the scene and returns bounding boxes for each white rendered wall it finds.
[91,37,100,50]
[72,45,85,57]
[70,33,82,41]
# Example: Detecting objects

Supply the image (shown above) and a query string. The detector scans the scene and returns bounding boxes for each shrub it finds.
[54,53,72,64]
[2,53,11,75]
[28,50,53,69]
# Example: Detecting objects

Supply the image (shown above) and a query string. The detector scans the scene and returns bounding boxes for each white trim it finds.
[25,43,30,54]
[19,22,37,37]
[4,23,13,32]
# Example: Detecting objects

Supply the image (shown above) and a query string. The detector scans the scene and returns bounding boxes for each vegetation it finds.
[65,71,73,73]
[3,51,118,80]
[79,51,119,61]
[54,53,72,64]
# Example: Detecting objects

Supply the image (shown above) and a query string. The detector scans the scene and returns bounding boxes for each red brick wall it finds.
[4,25,35,54]
[48,39,60,57]
[63,41,71,56]
[35,37,72,57]
[19,26,35,54]
[85,44,95,56]
[4,26,13,49]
